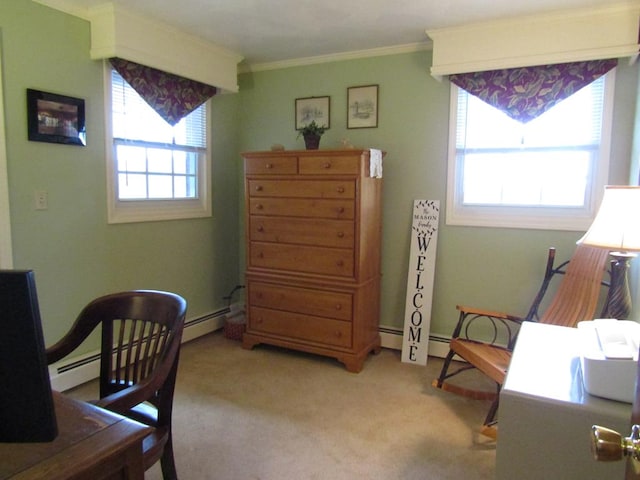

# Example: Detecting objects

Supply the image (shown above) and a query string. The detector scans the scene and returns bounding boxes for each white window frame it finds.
[104,62,212,224]
[445,70,615,231]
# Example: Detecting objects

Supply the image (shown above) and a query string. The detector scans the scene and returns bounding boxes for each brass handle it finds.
[591,424,640,462]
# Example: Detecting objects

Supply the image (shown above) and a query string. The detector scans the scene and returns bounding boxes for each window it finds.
[446,70,614,230]
[106,66,211,223]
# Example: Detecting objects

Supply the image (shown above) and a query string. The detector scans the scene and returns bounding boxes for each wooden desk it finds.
[0,392,151,480]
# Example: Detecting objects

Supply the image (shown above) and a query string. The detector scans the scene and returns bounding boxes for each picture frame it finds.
[27,89,86,146]
[347,84,378,129]
[295,96,330,130]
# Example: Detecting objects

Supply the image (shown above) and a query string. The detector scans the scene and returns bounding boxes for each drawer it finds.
[248,306,352,348]
[250,216,354,248]
[249,197,354,219]
[249,242,354,277]
[248,179,355,199]
[244,156,297,174]
[249,281,352,321]
[299,155,361,175]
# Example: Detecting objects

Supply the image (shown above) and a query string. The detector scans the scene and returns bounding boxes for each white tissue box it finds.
[578,319,640,403]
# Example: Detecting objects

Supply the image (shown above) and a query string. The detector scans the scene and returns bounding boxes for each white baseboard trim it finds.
[50,316,453,391]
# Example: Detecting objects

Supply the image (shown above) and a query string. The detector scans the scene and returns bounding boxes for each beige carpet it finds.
[68,332,496,480]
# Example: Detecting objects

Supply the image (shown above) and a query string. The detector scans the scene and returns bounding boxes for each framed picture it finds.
[27,89,86,146]
[347,84,378,129]
[295,96,330,130]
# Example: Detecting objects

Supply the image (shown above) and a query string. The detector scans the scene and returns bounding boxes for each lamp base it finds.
[602,252,636,320]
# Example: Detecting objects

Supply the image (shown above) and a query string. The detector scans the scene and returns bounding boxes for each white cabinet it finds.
[496,322,631,479]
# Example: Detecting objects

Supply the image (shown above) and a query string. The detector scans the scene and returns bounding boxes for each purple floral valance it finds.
[449,59,618,123]
[109,58,217,126]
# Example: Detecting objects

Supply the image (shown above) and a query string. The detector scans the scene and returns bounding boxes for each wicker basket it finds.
[223,313,246,341]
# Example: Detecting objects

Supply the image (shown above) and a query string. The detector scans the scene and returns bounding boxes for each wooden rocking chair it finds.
[432,244,611,439]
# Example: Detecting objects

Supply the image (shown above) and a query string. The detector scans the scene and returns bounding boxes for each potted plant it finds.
[298,120,326,150]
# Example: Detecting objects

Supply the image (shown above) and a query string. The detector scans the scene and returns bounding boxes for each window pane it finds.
[147,148,173,174]
[118,173,147,199]
[117,145,146,172]
[148,174,173,199]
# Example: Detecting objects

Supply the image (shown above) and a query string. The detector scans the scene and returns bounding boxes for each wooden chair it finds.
[46,290,187,480]
[432,245,611,439]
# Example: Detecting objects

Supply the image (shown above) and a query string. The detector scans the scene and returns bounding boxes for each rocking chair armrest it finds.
[456,304,525,324]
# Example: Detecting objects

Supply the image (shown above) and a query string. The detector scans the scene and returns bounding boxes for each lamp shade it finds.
[577,186,640,252]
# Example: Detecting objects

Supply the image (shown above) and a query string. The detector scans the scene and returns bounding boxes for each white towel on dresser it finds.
[370,148,383,178]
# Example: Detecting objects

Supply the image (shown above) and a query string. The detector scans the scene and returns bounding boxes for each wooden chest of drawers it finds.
[241,149,383,372]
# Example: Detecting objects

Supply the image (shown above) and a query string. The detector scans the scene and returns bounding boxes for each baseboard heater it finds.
[50,312,452,391]
[48,307,229,392]
[379,325,451,358]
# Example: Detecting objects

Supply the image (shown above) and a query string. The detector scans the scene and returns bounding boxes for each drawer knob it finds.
[323,162,331,169]
[334,331,342,338]
[256,204,264,210]
[257,252,264,258]
[335,304,342,311]
[257,225,264,232]
[338,207,345,213]
[337,231,344,238]
[336,260,344,267]
[256,185,263,192]
[256,317,263,324]
[266,163,273,169]
[337,187,345,193]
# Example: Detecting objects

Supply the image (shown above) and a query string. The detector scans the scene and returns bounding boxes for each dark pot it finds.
[303,133,321,150]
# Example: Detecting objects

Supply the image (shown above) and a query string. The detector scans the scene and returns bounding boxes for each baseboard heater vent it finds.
[49,306,229,392]
[379,326,451,359]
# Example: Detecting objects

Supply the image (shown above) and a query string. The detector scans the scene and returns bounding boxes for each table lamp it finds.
[577,185,640,319]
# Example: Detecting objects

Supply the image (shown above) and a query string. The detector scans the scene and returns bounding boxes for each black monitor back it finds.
[0,270,57,442]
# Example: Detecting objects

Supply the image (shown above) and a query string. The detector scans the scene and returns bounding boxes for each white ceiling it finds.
[37,0,632,66]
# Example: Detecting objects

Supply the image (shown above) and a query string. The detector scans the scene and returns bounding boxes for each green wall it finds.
[236,53,639,336]
[2,1,639,356]
[1,1,242,350]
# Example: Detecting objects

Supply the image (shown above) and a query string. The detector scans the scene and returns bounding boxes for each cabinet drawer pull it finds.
[337,231,344,238]
[257,252,264,258]
[336,260,344,267]
[256,185,263,192]
[256,317,263,324]
[323,162,331,169]
[265,163,273,169]
[336,186,345,194]
[334,331,342,338]
[337,207,345,213]
[257,225,264,232]
[335,304,342,311]
[256,204,264,210]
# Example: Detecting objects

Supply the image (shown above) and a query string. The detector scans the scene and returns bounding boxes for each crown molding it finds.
[240,42,432,74]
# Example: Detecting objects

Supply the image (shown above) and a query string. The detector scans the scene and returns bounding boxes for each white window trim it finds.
[103,62,212,224]
[445,69,615,232]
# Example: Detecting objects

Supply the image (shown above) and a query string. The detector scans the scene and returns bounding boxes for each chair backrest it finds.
[48,290,187,424]
[538,245,610,327]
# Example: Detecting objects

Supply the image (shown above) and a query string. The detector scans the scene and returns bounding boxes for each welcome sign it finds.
[402,199,439,365]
